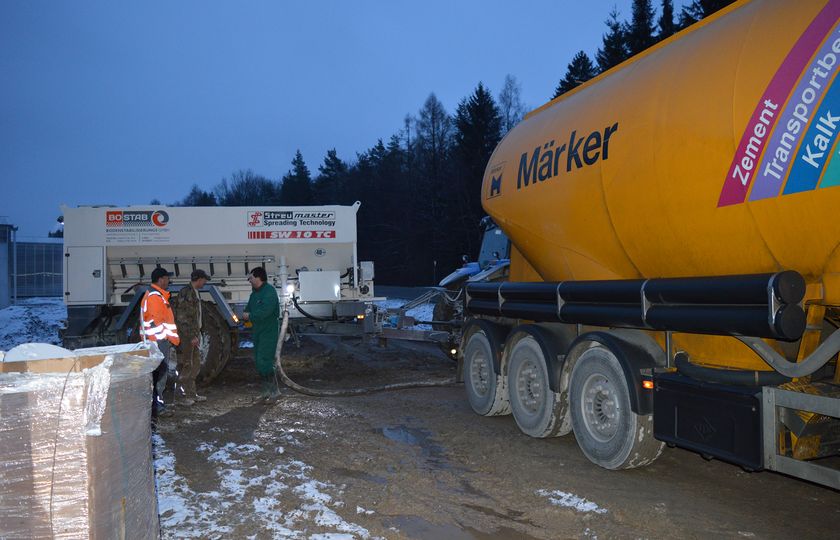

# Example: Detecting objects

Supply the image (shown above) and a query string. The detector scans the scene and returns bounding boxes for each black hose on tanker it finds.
[272,308,457,398]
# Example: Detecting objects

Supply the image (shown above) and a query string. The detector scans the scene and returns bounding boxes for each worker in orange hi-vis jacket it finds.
[141,266,180,417]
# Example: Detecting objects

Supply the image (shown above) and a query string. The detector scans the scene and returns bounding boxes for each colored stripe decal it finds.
[750,22,840,200]
[783,71,840,193]
[818,128,840,187]
[718,0,840,207]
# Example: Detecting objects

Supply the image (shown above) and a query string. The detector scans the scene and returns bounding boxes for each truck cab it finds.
[439,216,510,288]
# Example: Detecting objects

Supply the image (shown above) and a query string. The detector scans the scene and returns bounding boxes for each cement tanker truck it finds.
[462,0,840,487]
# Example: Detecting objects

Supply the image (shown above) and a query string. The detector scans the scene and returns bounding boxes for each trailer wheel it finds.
[196,300,232,384]
[463,328,509,416]
[569,345,663,470]
[507,335,569,438]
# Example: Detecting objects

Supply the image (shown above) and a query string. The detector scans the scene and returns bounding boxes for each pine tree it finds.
[313,149,348,204]
[414,93,454,284]
[627,0,657,56]
[214,170,280,206]
[679,0,736,28]
[280,150,313,205]
[453,83,502,258]
[596,7,629,73]
[497,74,526,135]
[178,184,217,206]
[657,0,676,41]
[553,51,597,99]
[454,82,502,177]
[415,93,451,179]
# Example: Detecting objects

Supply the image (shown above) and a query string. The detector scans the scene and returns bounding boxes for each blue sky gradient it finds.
[1,1,686,237]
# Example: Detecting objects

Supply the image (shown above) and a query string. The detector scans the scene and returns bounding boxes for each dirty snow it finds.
[0,297,65,351]
[537,489,608,514]
[376,298,434,330]
[0,299,376,538]
[156,432,375,539]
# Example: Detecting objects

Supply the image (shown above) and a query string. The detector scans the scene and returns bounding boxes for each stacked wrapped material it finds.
[0,343,162,539]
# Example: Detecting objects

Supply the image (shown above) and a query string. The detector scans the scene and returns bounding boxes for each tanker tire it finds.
[196,300,232,385]
[507,335,569,438]
[463,329,510,416]
[569,345,663,470]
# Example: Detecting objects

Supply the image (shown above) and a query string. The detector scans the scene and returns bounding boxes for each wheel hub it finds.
[582,374,619,442]
[470,352,490,396]
[516,359,543,414]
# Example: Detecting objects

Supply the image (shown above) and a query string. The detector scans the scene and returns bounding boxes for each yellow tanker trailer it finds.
[462,0,840,486]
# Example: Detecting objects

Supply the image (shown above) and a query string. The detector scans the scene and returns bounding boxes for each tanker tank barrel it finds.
[643,271,806,305]
[465,271,807,341]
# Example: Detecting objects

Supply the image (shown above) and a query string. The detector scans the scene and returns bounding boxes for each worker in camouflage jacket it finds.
[174,269,210,405]
[243,266,281,399]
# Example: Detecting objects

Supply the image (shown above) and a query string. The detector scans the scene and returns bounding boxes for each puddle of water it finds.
[386,515,540,540]
[381,425,449,468]
[329,467,388,485]
[458,478,490,498]
[463,503,534,527]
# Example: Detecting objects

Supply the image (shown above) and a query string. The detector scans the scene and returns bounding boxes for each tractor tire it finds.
[432,295,456,332]
[196,300,233,384]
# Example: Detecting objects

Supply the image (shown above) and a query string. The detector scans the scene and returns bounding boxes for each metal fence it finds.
[16,240,63,297]
[0,224,11,308]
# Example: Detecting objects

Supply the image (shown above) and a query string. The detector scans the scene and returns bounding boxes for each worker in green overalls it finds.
[243,266,281,400]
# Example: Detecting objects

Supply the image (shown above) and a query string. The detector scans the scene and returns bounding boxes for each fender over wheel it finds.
[569,344,663,470]
[463,326,510,416]
[507,334,570,438]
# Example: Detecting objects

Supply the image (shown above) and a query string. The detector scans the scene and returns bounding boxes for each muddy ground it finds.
[154,336,840,539]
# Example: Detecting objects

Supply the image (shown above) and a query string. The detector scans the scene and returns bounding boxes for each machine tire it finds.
[507,335,570,438]
[463,328,510,416]
[569,345,663,470]
[114,304,142,345]
[196,300,232,384]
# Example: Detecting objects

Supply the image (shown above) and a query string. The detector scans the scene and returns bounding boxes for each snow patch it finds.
[0,297,65,352]
[376,298,435,330]
[157,433,371,538]
[537,489,608,514]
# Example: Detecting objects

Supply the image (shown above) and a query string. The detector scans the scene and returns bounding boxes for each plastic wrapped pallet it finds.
[0,342,163,539]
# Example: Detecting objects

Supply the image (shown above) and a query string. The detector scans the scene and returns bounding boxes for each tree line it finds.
[554,0,735,97]
[161,0,733,286]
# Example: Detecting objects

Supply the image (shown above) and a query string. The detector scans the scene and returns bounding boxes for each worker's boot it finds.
[267,372,282,400]
[259,373,281,401]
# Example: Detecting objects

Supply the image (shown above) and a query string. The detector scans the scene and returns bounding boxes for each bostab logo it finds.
[105,210,169,228]
[152,210,169,227]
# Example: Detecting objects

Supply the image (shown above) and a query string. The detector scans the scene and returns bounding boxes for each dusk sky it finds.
[1,1,687,238]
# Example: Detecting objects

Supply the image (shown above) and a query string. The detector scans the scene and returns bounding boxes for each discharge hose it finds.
[273,308,457,397]
[735,328,840,378]
[674,352,790,386]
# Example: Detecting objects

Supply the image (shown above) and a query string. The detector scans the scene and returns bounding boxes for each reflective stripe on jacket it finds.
[141,285,181,346]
